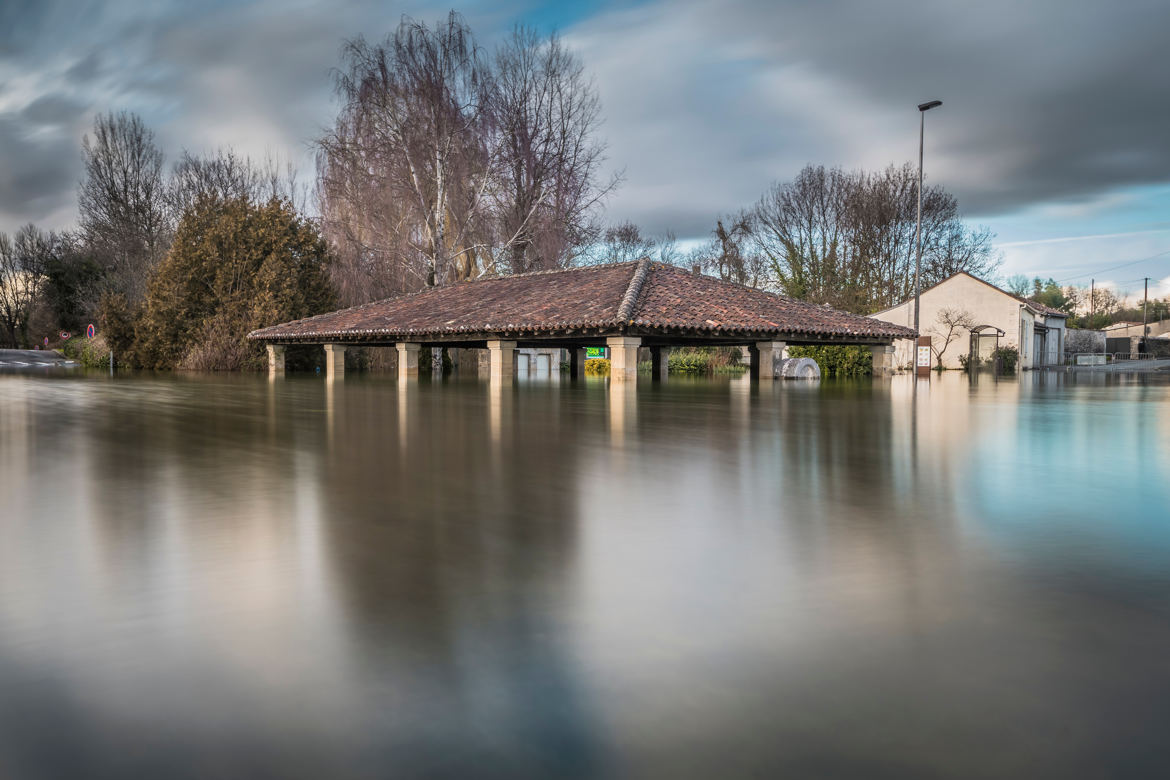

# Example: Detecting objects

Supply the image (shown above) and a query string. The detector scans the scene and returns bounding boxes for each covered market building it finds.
[248,259,916,382]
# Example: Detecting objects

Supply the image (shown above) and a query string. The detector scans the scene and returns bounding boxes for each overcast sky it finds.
[2,0,1168,297]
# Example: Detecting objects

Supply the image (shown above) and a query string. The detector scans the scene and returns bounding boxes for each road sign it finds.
[86,323,96,339]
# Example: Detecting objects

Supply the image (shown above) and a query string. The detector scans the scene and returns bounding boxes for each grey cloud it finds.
[20,93,88,126]
[0,115,79,222]
[569,0,1170,236]
[64,51,105,83]
[2,0,1167,240]
[737,0,1170,216]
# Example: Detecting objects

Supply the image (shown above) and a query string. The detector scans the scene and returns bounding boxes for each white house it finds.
[871,272,1069,370]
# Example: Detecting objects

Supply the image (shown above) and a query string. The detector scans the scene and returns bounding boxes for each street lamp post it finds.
[913,99,942,337]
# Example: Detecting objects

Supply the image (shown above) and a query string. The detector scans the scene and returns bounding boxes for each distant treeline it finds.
[1003,275,1168,330]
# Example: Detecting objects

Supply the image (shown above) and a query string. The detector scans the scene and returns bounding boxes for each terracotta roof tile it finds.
[632,263,914,338]
[248,260,916,343]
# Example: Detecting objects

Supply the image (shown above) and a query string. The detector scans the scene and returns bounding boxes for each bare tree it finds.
[170,149,307,216]
[691,213,770,287]
[748,163,1000,312]
[1005,274,1031,297]
[655,232,682,266]
[751,165,848,302]
[585,222,656,265]
[930,307,977,368]
[0,225,56,347]
[490,27,617,273]
[318,14,621,307]
[318,12,495,300]
[78,112,171,302]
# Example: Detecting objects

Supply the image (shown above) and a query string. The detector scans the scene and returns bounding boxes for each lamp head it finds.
[918,100,943,111]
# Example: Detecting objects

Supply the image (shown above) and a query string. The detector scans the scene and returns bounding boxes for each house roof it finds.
[248,260,916,344]
[874,271,1069,318]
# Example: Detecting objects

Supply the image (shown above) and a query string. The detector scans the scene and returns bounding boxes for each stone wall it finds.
[1064,328,1105,355]
[1146,339,1170,358]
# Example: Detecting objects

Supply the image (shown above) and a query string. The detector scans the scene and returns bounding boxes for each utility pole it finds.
[1090,279,1095,326]
[1143,277,1150,337]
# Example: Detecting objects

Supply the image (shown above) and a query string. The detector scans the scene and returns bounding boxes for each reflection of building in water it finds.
[570,379,990,762]
[318,381,605,776]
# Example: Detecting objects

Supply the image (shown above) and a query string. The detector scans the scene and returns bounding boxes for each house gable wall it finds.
[871,274,1026,369]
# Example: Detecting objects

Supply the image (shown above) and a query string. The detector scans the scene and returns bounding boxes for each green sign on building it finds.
[585,347,606,360]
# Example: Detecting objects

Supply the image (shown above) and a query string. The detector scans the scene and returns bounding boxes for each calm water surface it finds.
[1,369,1169,778]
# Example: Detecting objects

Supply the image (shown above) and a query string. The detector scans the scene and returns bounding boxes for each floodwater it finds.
[2,369,1169,779]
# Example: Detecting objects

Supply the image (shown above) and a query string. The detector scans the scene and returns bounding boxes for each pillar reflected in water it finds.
[606,380,637,449]
[489,379,513,450]
[397,380,414,455]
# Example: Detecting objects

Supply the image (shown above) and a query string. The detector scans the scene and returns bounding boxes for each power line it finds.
[1055,247,1170,285]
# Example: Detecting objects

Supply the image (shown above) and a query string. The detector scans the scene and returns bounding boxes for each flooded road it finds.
[1,370,1169,778]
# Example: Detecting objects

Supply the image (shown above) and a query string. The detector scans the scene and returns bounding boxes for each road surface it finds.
[0,349,79,368]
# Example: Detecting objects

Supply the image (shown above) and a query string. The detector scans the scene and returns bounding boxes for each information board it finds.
[916,336,932,378]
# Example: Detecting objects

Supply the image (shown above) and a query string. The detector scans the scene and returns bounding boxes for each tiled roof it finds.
[631,262,914,338]
[248,260,916,343]
[1017,297,1069,318]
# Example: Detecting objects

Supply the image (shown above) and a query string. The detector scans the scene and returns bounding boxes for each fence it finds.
[1062,352,1164,370]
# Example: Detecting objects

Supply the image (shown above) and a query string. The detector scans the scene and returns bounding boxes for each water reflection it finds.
[1,371,1169,777]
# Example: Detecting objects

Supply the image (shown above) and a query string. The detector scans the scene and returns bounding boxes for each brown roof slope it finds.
[249,259,916,342]
[633,263,914,338]
[249,262,639,341]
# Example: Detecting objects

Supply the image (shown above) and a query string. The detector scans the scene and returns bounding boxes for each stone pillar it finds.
[649,346,670,381]
[870,344,895,377]
[323,343,345,381]
[266,344,285,377]
[606,336,641,382]
[750,341,785,381]
[396,342,420,381]
[569,347,587,379]
[487,340,517,383]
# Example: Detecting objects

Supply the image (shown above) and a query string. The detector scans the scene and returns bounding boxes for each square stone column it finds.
[649,346,670,381]
[323,343,346,381]
[487,340,518,383]
[870,344,895,376]
[606,336,641,382]
[266,344,285,376]
[396,342,420,381]
[569,347,588,379]
[750,341,785,381]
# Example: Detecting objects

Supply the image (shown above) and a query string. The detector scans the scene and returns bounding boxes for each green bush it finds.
[585,358,609,376]
[787,345,872,377]
[132,196,336,370]
[668,349,709,374]
[992,346,1018,372]
[61,334,112,368]
[666,346,745,374]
